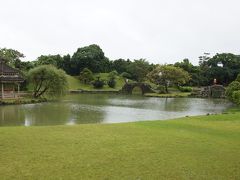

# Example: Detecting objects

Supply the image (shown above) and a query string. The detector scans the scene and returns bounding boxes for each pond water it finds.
[0,94,232,127]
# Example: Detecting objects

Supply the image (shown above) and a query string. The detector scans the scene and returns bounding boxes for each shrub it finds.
[232,90,240,104]
[108,70,118,78]
[226,81,240,101]
[79,68,94,84]
[92,77,105,89]
[107,78,116,88]
[179,86,193,92]
[107,71,117,88]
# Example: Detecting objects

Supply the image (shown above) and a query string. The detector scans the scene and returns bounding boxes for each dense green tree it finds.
[62,54,72,74]
[175,59,194,72]
[126,59,153,82]
[35,55,64,68]
[112,59,131,74]
[199,53,240,85]
[0,47,35,73]
[147,65,190,93]
[15,61,35,72]
[199,53,211,67]
[174,59,202,86]
[174,53,240,86]
[79,68,94,84]
[99,57,112,73]
[71,44,110,75]
[0,48,25,67]
[28,65,68,98]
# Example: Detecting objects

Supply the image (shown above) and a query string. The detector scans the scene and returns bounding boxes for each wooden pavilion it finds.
[0,58,24,99]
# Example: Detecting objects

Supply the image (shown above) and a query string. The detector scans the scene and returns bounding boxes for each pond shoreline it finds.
[0,98,48,106]
[69,90,120,94]
[0,90,226,106]
[70,90,205,99]
[69,90,193,97]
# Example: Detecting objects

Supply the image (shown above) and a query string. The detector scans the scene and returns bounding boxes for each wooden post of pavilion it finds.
[1,83,4,99]
[17,84,20,98]
[13,84,15,98]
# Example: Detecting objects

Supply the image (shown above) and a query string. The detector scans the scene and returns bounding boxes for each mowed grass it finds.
[67,74,126,91]
[0,113,240,179]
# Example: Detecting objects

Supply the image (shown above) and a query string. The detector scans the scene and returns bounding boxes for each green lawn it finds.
[67,73,126,91]
[0,113,240,179]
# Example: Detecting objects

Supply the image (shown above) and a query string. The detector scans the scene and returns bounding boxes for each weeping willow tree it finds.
[28,65,68,98]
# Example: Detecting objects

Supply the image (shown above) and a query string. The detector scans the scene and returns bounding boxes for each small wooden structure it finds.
[0,58,24,99]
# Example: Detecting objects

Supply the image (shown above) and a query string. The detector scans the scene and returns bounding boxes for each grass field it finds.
[0,112,240,179]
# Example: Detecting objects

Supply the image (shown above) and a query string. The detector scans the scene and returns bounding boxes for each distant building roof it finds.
[0,58,24,83]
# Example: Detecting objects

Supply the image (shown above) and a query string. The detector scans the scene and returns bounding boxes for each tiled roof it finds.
[0,58,24,83]
[0,58,20,73]
[0,75,24,82]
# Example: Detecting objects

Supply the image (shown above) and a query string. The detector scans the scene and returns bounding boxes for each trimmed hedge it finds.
[179,86,193,92]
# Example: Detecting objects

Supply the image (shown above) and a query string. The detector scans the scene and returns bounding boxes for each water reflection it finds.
[68,103,105,124]
[20,103,70,126]
[0,105,25,126]
[0,94,232,127]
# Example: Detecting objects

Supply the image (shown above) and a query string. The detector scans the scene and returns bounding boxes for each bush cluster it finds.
[232,90,240,104]
[179,86,193,92]
[107,78,116,88]
[92,77,105,89]
[226,74,240,104]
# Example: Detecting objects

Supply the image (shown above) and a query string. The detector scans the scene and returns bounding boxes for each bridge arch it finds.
[121,83,155,95]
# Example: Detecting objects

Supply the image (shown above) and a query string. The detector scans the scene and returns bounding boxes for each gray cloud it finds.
[1,0,240,64]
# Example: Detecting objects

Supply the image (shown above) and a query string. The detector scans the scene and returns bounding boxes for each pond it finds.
[0,94,232,127]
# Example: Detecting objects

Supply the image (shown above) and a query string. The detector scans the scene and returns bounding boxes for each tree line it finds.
[1,45,240,87]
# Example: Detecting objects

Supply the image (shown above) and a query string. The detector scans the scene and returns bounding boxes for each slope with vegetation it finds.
[67,73,126,91]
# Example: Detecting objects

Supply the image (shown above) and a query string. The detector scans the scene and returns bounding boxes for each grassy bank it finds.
[67,74,191,96]
[145,92,191,98]
[0,97,47,105]
[67,73,126,91]
[0,113,240,179]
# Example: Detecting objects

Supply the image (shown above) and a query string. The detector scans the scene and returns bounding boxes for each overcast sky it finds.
[0,0,240,64]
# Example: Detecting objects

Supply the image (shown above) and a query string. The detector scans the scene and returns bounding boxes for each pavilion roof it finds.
[0,58,24,83]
